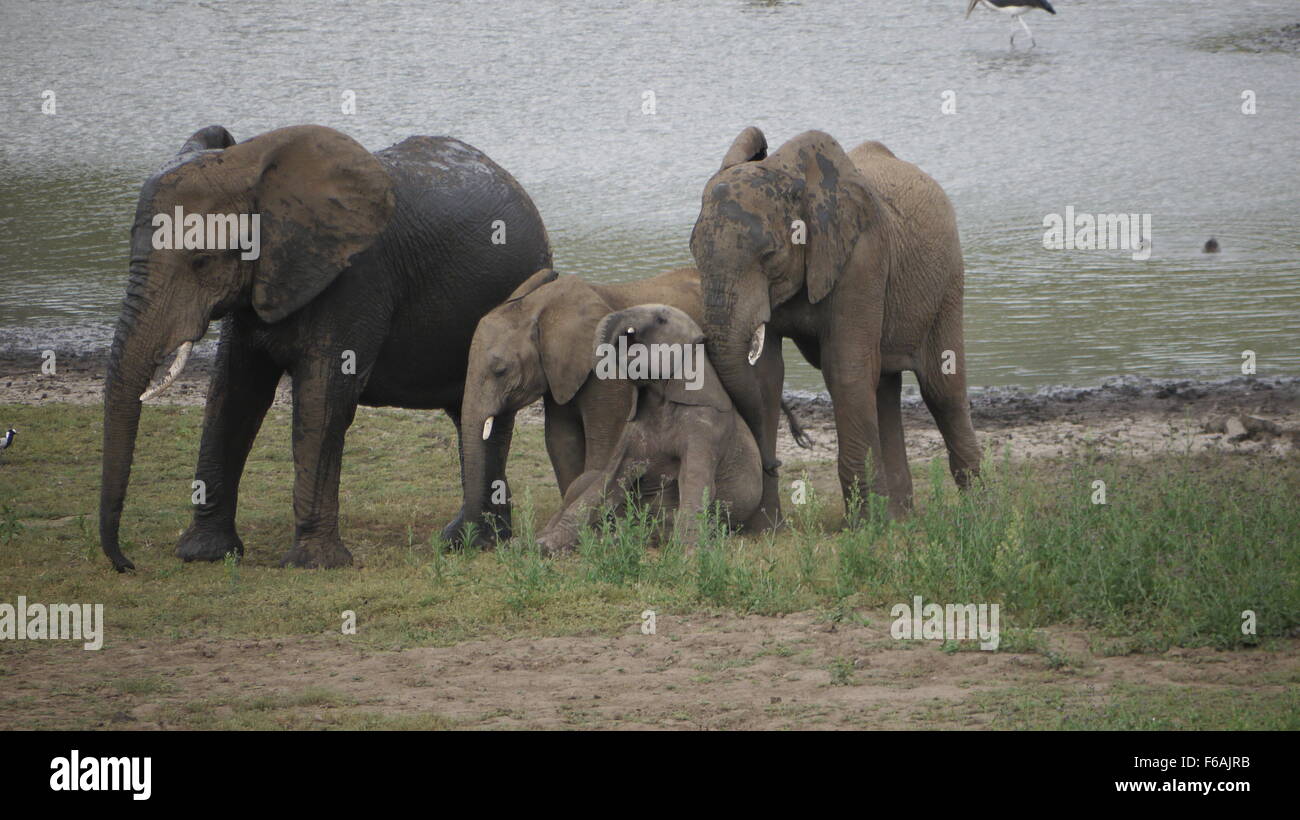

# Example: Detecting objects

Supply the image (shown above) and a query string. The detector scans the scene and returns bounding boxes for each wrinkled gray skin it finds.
[535,304,762,554]
[457,266,812,545]
[100,124,550,571]
[690,127,980,523]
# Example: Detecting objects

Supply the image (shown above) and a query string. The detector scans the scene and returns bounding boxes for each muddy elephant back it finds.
[376,136,551,264]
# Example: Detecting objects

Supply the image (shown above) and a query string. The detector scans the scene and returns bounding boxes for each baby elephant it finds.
[536,304,762,554]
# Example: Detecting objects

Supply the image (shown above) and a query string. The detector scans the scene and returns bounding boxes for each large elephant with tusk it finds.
[99,124,550,571]
[690,127,980,524]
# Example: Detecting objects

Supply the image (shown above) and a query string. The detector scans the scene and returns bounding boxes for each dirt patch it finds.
[2,611,1294,730]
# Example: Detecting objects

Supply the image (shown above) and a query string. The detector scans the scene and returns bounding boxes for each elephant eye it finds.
[190,253,215,272]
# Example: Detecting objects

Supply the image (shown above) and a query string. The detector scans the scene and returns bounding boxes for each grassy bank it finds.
[1,402,1295,652]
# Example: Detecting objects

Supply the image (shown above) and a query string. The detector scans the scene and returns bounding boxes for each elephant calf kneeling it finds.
[535,305,762,554]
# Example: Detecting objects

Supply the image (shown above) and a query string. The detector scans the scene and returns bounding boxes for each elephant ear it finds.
[799,136,876,304]
[230,125,395,324]
[535,284,612,405]
[659,343,732,413]
[505,268,560,303]
[179,125,236,156]
[720,126,768,170]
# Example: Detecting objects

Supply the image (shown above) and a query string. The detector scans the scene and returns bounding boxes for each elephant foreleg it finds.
[537,446,640,554]
[177,319,282,563]
[824,341,888,522]
[542,395,585,495]
[280,356,366,568]
[672,440,722,550]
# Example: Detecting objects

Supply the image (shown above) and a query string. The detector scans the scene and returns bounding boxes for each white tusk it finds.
[747,324,766,366]
[140,341,193,402]
[482,416,494,441]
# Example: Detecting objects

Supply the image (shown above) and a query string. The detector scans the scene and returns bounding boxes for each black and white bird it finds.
[0,428,15,451]
[966,0,1056,49]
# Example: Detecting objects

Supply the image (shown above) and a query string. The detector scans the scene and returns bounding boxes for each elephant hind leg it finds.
[876,371,913,514]
[917,354,980,490]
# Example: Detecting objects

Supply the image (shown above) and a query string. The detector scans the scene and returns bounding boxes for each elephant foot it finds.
[743,505,785,533]
[176,525,245,563]
[535,526,578,557]
[280,536,353,569]
[887,495,914,520]
[440,509,512,550]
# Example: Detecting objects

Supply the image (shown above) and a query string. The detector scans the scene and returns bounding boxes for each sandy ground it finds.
[4,611,1296,730]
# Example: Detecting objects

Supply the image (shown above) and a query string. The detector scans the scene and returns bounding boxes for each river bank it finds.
[2,344,1297,466]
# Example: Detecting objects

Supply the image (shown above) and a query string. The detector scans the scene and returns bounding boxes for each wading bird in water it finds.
[966,0,1056,49]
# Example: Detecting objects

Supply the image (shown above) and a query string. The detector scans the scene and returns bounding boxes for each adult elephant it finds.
[452,265,811,544]
[100,124,551,571]
[690,127,979,524]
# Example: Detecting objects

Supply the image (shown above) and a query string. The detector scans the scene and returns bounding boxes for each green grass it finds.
[971,683,1300,731]
[1,402,1297,656]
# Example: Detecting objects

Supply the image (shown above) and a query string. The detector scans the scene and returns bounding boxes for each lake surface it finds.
[1,0,1296,390]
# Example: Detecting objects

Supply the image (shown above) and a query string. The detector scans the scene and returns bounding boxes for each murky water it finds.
[1,0,1296,389]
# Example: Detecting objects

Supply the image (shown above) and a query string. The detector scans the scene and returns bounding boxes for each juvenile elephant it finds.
[451,266,697,543]
[535,304,762,554]
[100,124,550,571]
[452,266,811,545]
[690,127,979,523]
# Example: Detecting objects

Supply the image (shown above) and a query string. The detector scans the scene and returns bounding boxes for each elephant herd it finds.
[98,123,979,572]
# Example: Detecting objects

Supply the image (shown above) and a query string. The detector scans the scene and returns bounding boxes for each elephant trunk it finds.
[703,281,771,467]
[99,268,209,570]
[99,276,165,571]
[455,389,509,541]
[709,331,768,453]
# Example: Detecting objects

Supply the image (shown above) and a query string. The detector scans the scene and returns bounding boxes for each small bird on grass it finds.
[0,428,15,451]
[966,0,1056,49]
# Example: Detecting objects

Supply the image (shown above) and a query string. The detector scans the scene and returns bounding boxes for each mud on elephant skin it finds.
[100,124,550,571]
[690,127,979,524]
[534,304,763,555]
[452,266,813,548]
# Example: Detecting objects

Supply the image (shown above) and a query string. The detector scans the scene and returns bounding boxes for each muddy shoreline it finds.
[2,345,1298,463]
